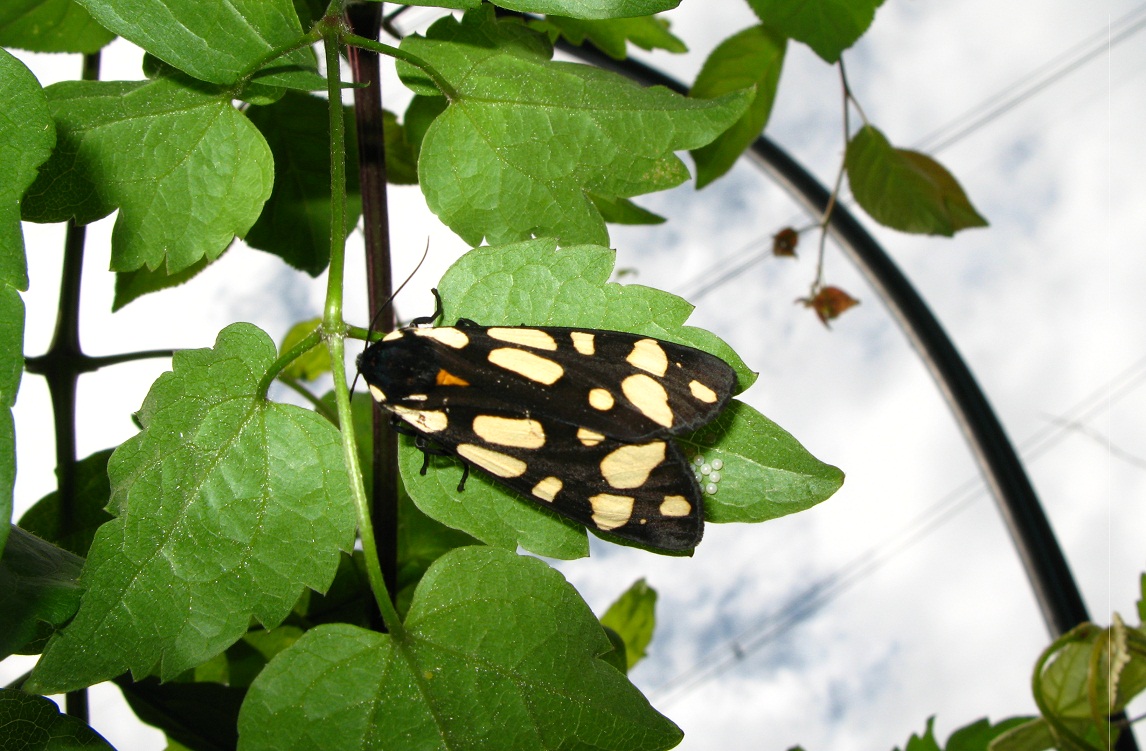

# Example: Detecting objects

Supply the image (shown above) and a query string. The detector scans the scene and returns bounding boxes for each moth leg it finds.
[410,288,445,327]
[456,463,470,492]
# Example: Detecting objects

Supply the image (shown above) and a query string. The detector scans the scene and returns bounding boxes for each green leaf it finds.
[846,125,988,237]
[72,0,306,84]
[238,546,683,751]
[401,7,751,246]
[245,91,361,276]
[529,14,687,60]
[988,717,1056,751]
[691,25,786,188]
[396,238,758,557]
[0,688,114,750]
[22,77,274,274]
[117,676,244,751]
[744,0,883,63]
[588,193,666,225]
[26,324,357,693]
[403,94,448,163]
[18,448,115,557]
[900,717,942,751]
[600,578,657,670]
[0,526,84,659]
[682,399,843,525]
[491,0,679,21]
[1139,573,1145,622]
[0,0,114,53]
[1,50,54,551]
[278,318,328,382]
[113,254,215,311]
[945,717,1036,751]
[382,109,419,186]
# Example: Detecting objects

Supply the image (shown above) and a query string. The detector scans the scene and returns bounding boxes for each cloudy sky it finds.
[6,1,1146,749]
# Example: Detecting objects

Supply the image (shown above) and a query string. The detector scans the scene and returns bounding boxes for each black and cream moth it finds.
[357,313,736,551]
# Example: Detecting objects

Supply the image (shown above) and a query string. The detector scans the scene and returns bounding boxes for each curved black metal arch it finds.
[557,41,1093,638]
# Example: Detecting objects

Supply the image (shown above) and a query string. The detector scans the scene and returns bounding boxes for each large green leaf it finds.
[26,324,356,693]
[0,50,55,552]
[0,688,114,750]
[22,77,274,274]
[0,526,84,659]
[0,0,114,53]
[846,125,988,236]
[400,7,751,246]
[691,24,786,188]
[238,546,683,750]
[73,0,305,84]
[745,0,883,63]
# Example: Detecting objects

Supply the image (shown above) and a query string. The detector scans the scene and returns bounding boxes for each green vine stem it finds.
[320,20,404,636]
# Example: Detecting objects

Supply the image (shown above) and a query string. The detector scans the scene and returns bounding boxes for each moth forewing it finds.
[358,321,736,551]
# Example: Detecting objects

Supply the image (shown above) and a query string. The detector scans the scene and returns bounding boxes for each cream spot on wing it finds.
[689,379,718,403]
[382,330,403,342]
[621,374,673,427]
[368,384,386,403]
[627,338,668,376]
[487,328,557,350]
[407,394,428,401]
[589,494,635,531]
[571,331,595,355]
[532,476,563,503]
[577,428,604,447]
[414,327,469,349]
[393,406,448,433]
[488,348,564,385]
[472,415,546,449]
[599,441,666,489]
[588,388,614,411]
[660,495,692,517]
[457,444,527,478]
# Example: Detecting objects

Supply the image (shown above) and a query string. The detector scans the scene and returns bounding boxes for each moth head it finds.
[358,334,440,401]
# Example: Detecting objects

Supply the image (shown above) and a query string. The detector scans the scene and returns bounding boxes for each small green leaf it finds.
[682,399,843,525]
[117,676,244,751]
[113,254,215,311]
[72,0,305,84]
[22,77,274,274]
[0,0,115,53]
[26,323,356,693]
[945,717,1036,751]
[588,193,666,225]
[401,7,751,246]
[530,14,687,60]
[691,25,786,188]
[988,717,1055,751]
[489,0,680,21]
[381,108,419,186]
[745,0,883,63]
[18,448,115,557]
[278,318,328,381]
[600,578,657,670]
[0,688,114,749]
[239,547,683,751]
[900,717,942,751]
[846,125,988,237]
[0,526,84,658]
[245,92,362,276]
[1138,574,1145,622]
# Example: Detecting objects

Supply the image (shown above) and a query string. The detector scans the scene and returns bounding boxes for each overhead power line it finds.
[648,356,1146,705]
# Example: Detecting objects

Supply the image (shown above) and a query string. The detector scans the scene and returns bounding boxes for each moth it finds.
[357,293,736,551]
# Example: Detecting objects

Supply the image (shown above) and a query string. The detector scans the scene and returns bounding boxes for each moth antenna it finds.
[351,241,431,396]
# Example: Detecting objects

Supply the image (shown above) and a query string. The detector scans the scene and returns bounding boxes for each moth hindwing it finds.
[358,318,736,551]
